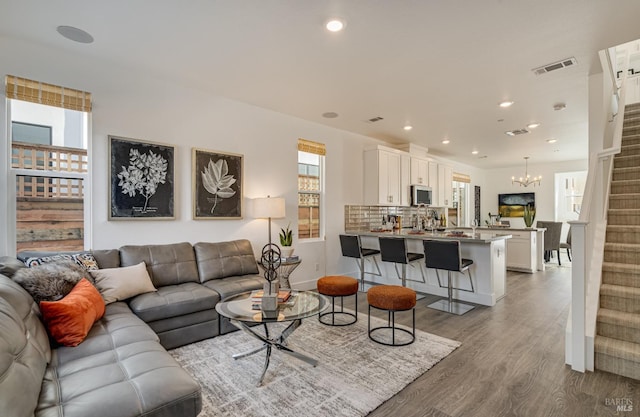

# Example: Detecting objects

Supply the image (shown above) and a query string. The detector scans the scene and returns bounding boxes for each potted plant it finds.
[523,204,536,228]
[279,223,294,257]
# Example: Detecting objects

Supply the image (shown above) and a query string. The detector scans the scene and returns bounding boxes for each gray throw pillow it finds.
[0,256,26,278]
[13,261,93,303]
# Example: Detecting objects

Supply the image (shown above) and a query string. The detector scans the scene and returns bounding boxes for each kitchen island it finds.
[452,227,546,273]
[353,230,511,306]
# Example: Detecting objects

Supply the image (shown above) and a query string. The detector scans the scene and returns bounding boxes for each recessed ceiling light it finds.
[546,138,557,143]
[505,129,529,136]
[325,19,345,32]
[527,123,540,129]
[442,139,450,144]
[56,25,94,44]
[322,112,339,118]
[471,150,479,155]
[403,125,413,131]
[499,101,514,108]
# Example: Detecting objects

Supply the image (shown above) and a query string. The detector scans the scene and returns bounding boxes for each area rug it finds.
[170,313,460,417]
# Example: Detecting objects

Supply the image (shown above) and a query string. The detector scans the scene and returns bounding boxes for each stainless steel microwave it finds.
[411,185,432,206]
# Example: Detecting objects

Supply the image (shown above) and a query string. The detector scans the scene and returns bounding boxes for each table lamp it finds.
[253,196,286,247]
[253,196,286,307]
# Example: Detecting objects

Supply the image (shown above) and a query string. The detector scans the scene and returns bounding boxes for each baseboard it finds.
[293,277,319,291]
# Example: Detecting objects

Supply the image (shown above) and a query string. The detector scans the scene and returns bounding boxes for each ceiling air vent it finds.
[505,129,529,136]
[532,57,577,76]
[367,116,384,123]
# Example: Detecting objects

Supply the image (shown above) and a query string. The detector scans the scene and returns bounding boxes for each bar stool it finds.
[317,275,358,326]
[367,285,416,346]
[423,239,475,315]
[378,237,425,287]
[339,234,381,291]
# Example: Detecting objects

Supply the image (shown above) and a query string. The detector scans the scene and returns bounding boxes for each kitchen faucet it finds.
[416,204,429,230]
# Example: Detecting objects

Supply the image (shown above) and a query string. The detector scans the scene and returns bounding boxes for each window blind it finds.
[453,172,471,183]
[5,75,92,112]
[298,138,326,156]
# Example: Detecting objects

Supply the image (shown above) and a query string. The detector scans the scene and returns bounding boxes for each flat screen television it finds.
[498,192,535,218]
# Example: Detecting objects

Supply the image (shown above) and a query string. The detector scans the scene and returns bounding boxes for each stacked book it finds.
[280,255,299,262]
[250,289,292,310]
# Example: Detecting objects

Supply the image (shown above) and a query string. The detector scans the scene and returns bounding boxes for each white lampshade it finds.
[253,197,286,219]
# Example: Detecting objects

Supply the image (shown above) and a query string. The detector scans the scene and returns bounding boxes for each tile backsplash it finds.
[344,205,444,233]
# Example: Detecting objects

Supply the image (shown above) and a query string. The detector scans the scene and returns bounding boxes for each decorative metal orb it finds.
[260,243,281,282]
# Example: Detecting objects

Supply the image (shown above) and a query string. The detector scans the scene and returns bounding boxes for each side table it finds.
[257,258,301,289]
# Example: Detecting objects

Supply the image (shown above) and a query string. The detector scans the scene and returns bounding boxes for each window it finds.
[297,139,325,240]
[5,75,91,253]
[12,121,52,145]
[555,170,587,240]
[451,172,471,227]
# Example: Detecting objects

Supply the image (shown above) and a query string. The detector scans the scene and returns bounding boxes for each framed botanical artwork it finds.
[109,135,175,220]
[192,148,243,219]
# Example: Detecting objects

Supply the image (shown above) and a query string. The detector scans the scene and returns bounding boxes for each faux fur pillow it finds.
[13,261,93,303]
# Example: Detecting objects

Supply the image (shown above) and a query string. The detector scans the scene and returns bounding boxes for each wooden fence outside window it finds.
[12,142,86,251]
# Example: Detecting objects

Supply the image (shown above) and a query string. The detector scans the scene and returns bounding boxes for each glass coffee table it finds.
[215,290,328,385]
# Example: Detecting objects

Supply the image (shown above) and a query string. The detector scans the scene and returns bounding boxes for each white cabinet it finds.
[364,146,457,208]
[503,230,539,273]
[400,154,411,206]
[364,147,410,206]
[378,149,400,205]
[410,157,429,185]
[437,163,453,207]
[428,161,438,192]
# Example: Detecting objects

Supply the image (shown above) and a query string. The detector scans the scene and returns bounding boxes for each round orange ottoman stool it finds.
[367,285,416,346]
[317,275,359,326]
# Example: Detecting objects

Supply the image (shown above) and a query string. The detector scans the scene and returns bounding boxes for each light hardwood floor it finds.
[355,263,640,417]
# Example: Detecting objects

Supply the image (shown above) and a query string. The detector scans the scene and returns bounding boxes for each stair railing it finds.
[566,47,629,372]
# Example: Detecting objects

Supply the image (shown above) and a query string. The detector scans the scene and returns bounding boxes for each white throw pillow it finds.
[90,262,156,304]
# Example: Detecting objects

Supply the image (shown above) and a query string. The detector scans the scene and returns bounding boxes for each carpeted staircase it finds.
[596,102,640,379]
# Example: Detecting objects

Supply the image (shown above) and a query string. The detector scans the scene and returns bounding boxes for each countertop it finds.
[355,229,511,243]
[461,226,546,232]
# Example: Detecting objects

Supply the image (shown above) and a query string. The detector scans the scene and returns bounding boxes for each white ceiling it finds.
[2,0,640,168]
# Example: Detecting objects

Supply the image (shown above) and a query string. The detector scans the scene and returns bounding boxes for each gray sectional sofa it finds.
[0,239,266,417]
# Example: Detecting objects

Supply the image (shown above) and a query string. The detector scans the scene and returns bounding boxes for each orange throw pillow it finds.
[40,278,106,347]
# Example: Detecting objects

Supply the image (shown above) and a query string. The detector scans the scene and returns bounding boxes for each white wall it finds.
[430,155,588,231]
[483,159,589,228]
[0,36,379,288]
[0,36,589,285]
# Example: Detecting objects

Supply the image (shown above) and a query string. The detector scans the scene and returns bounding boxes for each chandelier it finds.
[512,157,541,187]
